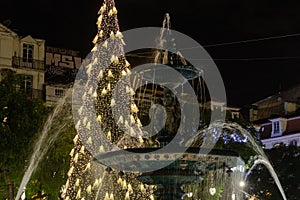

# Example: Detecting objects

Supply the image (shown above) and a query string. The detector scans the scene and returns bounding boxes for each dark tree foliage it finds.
[246,145,300,200]
[0,71,49,198]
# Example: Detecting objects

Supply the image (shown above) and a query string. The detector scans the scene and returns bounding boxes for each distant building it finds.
[257,116,300,149]
[0,23,83,105]
[44,46,82,106]
[248,85,300,149]
[0,23,45,99]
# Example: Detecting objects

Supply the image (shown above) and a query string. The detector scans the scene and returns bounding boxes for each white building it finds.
[249,84,300,149]
[257,116,300,149]
[0,23,45,99]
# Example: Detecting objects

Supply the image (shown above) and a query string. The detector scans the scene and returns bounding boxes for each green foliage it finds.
[0,71,75,199]
[0,71,49,198]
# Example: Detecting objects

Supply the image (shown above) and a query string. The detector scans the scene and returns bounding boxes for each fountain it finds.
[15,89,73,200]
[12,0,288,200]
[61,0,289,199]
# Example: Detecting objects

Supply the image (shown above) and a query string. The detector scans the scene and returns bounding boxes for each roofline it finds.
[0,23,18,37]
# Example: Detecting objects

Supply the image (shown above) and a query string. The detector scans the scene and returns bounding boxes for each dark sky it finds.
[1,0,300,106]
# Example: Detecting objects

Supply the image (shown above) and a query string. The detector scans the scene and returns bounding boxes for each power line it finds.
[126,53,300,61]
[177,32,300,50]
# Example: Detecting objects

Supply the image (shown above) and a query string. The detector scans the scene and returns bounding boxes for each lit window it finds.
[55,89,64,96]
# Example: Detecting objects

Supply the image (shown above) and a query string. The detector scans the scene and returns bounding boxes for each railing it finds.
[12,56,45,71]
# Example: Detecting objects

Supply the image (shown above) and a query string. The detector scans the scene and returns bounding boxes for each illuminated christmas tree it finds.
[61,0,155,199]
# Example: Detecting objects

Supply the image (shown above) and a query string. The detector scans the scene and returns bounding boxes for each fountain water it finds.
[15,89,72,200]
[245,156,287,200]
[192,122,287,200]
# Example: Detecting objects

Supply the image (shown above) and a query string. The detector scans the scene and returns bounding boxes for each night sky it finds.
[1,0,300,106]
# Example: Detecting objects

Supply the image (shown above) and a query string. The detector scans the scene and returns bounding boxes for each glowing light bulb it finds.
[104,193,109,200]
[122,179,127,190]
[86,122,91,130]
[102,40,108,48]
[75,179,80,187]
[110,193,114,200]
[239,181,245,187]
[92,91,97,98]
[107,83,111,91]
[67,166,74,177]
[97,115,102,123]
[108,9,113,16]
[124,191,130,200]
[108,70,114,78]
[130,115,135,123]
[88,87,93,95]
[117,116,124,124]
[112,6,118,14]
[116,31,123,39]
[131,104,139,113]
[110,55,119,63]
[69,148,75,157]
[87,137,92,145]
[91,46,97,52]
[99,30,104,37]
[99,145,105,153]
[101,88,107,96]
[82,93,87,101]
[80,146,85,154]
[85,162,91,171]
[125,60,130,67]
[83,117,88,126]
[98,70,104,79]
[75,120,81,130]
[76,188,81,199]
[86,185,92,195]
[127,184,133,193]
[139,183,145,193]
[111,99,116,107]
[117,177,122,185]
[137,118,142,127]
[78,106,83,115]
[93,179,99,189]
[110,31,115,39]
[93,35,98,44]
[209,187,216,196]
[138,135,144,144]
[97,15,103,25]
[107,130,112,140]
[73,153,79,163]
[121,70,127,76]
[73,135,79,144]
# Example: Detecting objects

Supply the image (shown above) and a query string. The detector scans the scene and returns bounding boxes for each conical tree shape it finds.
[61,1,154,199]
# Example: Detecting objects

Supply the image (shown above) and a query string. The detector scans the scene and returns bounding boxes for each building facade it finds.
[248,85,300,149]
[0,23,83,105]
[0,23,45,99]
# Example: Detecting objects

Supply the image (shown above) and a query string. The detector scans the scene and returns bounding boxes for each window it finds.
[289,140,297,146]
[55,89,64,96]
[22,44,34,62]
[20,75,33,96]
[273,121,280,134]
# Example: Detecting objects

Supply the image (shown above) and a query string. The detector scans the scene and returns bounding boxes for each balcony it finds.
[12,56,45,71]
